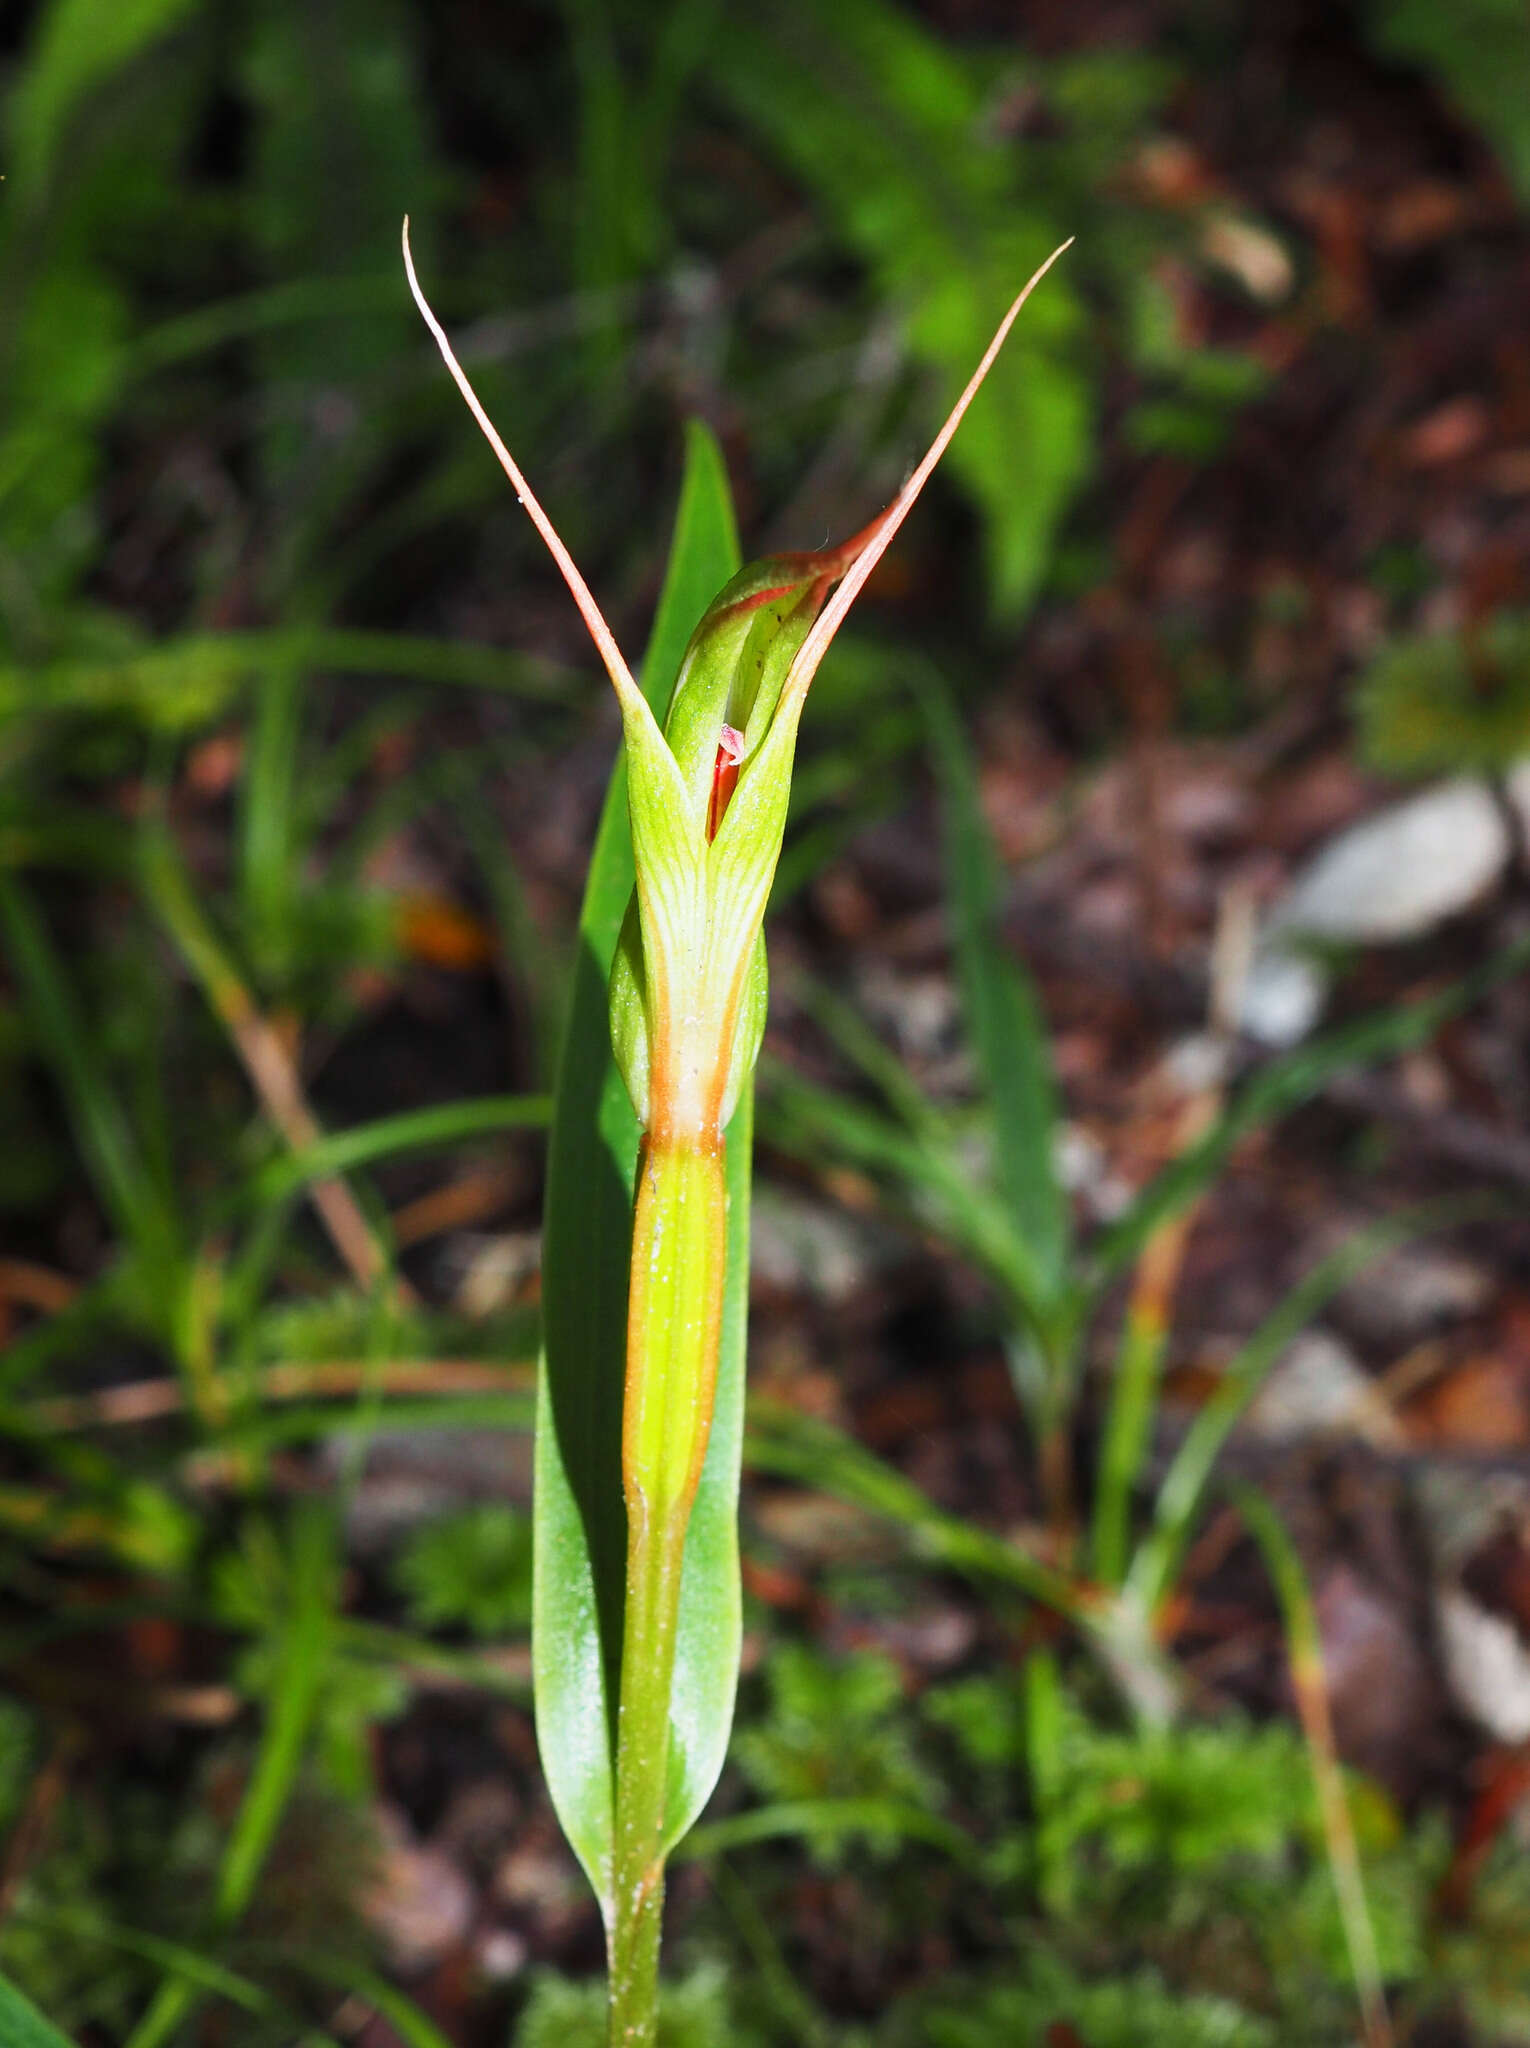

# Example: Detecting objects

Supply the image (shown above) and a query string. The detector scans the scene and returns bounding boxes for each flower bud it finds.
[608,540,865,1140]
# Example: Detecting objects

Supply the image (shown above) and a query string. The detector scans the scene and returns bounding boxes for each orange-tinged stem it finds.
[621,1139,728,1520]
[609,1136,728,2045]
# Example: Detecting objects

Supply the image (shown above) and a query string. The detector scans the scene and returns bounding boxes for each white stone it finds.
[1242,1329,1403,1447]
[1336,1245,1493,1345]
[1275,777,1508,943]
[1437,1588,1530,1744]
[1238,946,1329,1049]
[750,1189,890,1305]
[1239,775,1519,1045]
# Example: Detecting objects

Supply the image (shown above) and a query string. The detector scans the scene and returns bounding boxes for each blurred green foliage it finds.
[0,0,1527,2041]
[519,1660,1521,2046]
[705,0,1101,618]
[0,1726,376,2042]
[516,1962,732,2048]
[901,1963,1278,2048]
[0,0,1243,664]
[1355,612,1530,778]
[393,1501,535,1639]
[731,1645,937,1867]
[1371,0,1530,202]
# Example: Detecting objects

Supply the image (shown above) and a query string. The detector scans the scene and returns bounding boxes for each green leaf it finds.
[6,0,202,202]
[0,1970,78,2048]
[534,422,741,1903]
[920,675,1069,1299]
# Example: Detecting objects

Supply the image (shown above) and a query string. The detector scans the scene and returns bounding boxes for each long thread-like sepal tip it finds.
[778,237,1076,722]
[401,216,640,705]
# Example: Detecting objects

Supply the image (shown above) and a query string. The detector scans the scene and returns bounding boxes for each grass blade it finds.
[1091,1300,1170,1591]
[0,875,181,1288]
[1090,1115,1211,1590]
[0,630,576,732]
[1236,1487,1393,2048]
[126,1503,336,2048]
[791,971,951,1143]
[249,1093,550,1205]
[223,1391,536,1455]
[18,1915,343,2048]
[0,1967,133,2048]
[680,1795,978,1867]
[1128,1193,1511,1618]
[140,829,400,1299]
[239,657,304,983]
[921,675,1070,1299]
[261,1953,457,2048]
[744,1399,1086,1624]
[1090,932,1530,1296]
[764,1061,1057,1333]
[744,1399,1181,1720]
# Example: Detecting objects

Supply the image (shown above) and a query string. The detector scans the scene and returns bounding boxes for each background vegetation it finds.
[2,0,1530,2042]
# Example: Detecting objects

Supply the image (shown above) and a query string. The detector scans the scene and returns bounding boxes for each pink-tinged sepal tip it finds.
[707,725,746,842]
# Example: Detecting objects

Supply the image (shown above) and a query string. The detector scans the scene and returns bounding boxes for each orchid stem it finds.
[608,1137,728,2046]
[609,1511,685,2044]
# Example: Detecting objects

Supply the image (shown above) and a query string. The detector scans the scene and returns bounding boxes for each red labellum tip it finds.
[707,724,746,841]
